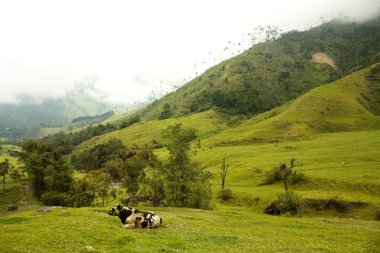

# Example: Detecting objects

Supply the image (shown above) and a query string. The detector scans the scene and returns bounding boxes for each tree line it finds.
[20,123,212,209]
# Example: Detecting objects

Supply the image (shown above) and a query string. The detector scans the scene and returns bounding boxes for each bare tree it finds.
[220,155,228,189]
[279,158,296,192]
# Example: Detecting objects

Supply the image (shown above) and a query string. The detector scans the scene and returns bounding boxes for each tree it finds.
[163,123,212,209]
[279,158,295,193]
[120,151,146,206]
[86,170,115,206]
[140,146,166,207]
[159,103,171,120]
[0,158,14,192]
[21,140,72,199]
[220,155,228,189]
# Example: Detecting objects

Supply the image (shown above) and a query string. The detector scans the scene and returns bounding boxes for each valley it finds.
[1,16,380,253]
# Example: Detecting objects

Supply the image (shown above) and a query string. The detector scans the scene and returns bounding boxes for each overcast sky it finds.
[0,0,379,104]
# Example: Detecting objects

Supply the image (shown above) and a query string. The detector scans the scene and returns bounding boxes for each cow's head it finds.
[108,204,123,216]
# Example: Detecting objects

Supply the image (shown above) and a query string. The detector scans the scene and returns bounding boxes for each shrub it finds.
[375,210,380,221]
[289,172,307,184]
[261,168,306,185]
[264,191,302,216]
[217,188,233,201]
[326,196,349,213]
[40,191,69,206]
[261,166,283,185]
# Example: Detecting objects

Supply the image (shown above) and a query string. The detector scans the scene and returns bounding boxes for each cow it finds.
[108,204,162,229]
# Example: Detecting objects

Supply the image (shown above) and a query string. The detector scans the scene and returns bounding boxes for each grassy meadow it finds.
[1,64,380,252]
[1,128,379,252]
[0,205,379,253]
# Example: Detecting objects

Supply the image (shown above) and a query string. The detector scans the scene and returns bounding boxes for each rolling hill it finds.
[140,18,380,120]
[76,63,380,150]
[1,17,380,253]
[72,64,380,216]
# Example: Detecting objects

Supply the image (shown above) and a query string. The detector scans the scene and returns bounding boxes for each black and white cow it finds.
[108,204,162,229]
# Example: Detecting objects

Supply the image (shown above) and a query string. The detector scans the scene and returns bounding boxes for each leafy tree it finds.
[92,138,126,167]
[73,149,99,172]
[72,138,126,171]
[0,158,14,192]
[67,179,95,207]
[140,146,166,207]
[158,103,171,120]
[104,158,124,181]
[21,140,72,199]
[119,151,146,206]
[86,170,115,206]
[162,123,212,209]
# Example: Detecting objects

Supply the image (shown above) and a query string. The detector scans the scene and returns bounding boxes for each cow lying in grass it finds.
[108,204,162,229]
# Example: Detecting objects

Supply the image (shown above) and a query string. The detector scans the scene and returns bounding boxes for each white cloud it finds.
[0,0,379,104]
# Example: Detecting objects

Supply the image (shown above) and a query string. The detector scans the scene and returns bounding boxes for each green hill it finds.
[141,18,380,120]
[77,63,380,150]
[205,63,380,146]
[72,64,380,215]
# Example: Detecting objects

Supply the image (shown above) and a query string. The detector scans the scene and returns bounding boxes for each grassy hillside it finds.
[0,206,379,253]
[205,63,380,146]
[70,65,380,221]
[75,110,234,153]
[141,18,380,120]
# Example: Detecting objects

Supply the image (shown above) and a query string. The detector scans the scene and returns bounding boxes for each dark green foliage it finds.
[39,123,118,155]
[262,169,306,185]
[217,188,233,201]
[264,191,302,216]
[21,141,73,199]
[261,166,284,185]
[72,111,114,124]
[0,158,17,192]
[40,191,69,206]
[289,172,307,184]
[375,210,380,221]
[67,179,95,207]
[220,155,228,189]
[140,147,166,207]
[71,150,98,172]
[364,63,380,114]
[121,154,146,206]
[162,124,212,209]
[119,115,141,129]
[86,170,115,206]
[326,196,349,213]
[158,103,172,120]
[71,138,126,171]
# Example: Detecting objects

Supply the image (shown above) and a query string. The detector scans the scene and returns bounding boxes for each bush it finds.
[289,172,307,184]
[261,166,283,185]
[40,191,69,206]
[264,191,302,216]
[217,188,233,201]
[326,197,349,213]
[375,210,380,221]
[261,168,306,185]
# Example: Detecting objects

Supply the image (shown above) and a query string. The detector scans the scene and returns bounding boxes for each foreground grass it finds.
[0,206,379,253]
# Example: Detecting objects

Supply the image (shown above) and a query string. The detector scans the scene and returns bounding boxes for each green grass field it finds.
[0,205,379,253]
[1,65,380,252]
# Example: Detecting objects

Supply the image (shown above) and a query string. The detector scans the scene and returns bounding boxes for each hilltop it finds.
[76,63,380,150]
[141,18,380,120]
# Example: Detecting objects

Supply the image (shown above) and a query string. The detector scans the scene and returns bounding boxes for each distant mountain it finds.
[141,17,380,120]
[0,84,119,139]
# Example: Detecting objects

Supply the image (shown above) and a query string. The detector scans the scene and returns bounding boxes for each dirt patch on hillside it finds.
[312,52,337,70]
